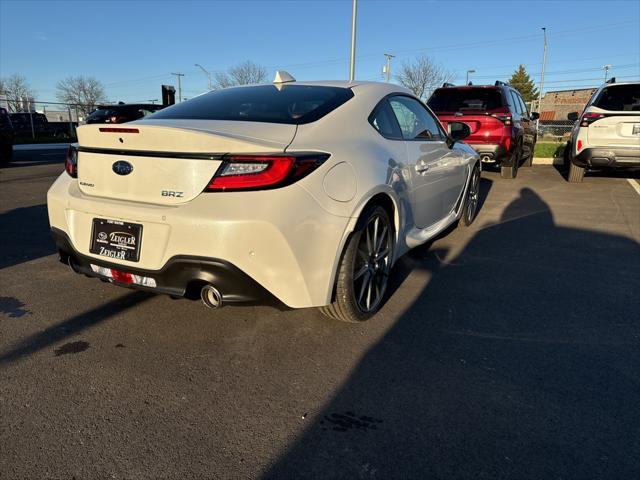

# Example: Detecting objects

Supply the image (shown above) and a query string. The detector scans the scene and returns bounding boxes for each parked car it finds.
[428,81,539,178]
[48,75,480,322]
[9,112,73,139]
[564,79,640,182]
[0,107,15,164]
[86,103,164,124]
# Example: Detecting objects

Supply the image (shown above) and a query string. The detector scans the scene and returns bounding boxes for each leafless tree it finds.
[396,55,455,100]
[0,74,37,112]
[56,76,107,116]
[214,61,268,89]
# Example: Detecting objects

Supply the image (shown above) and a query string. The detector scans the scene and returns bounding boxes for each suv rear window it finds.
[149,85,354,125]
[593,84,640,111]
[428,88,504,113]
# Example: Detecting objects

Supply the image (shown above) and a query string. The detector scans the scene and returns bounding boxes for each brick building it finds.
[538,87,596,121]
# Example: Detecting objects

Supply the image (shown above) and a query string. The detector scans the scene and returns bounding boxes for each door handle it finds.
[415,162,430,174]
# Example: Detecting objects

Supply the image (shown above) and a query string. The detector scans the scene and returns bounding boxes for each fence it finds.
[2,100,102,144]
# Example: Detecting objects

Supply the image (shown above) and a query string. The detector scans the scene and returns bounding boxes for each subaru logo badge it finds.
[112,160,133,176]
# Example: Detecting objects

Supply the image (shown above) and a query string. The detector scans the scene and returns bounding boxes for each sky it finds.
[0,0,639,104]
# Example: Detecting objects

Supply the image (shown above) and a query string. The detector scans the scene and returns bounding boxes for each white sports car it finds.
[47,73,480,322]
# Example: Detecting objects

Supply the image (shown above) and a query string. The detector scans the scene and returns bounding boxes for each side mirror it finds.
[449,121,471,142]
[530,112,540,120]
[567,112,579,122]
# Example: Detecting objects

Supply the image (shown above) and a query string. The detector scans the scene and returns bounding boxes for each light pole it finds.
[536,27,548,117]
[349,0,357,82]
[466,69,476,85]
[195,63,213,90]
[171,72,185,102]
[384,53,395,83]
[603,64,613,82]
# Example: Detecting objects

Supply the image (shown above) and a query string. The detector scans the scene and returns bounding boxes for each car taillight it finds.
[580,112,605,127]
[65,145,78,178]
[577,139,583,152]
[205,153,329,192]
[491,113,512,126]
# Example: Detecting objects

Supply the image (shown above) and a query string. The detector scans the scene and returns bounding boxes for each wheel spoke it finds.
[358,270,371,304]
[371,217,379,255]
[354,264,369,280]
[365,223,373,255]
[375,247,389,261]
[365,275,373,310]
[375,225,388,253]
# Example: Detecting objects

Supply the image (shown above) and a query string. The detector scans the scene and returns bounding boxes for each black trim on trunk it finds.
[78,146,226,160]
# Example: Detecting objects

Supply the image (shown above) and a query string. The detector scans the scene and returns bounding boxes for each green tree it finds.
[508,65,538,103]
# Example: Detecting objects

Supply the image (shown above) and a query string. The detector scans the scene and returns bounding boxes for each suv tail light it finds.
[491,113,512,126]
[205,153,330,192]
[580,112,605,127]
[65,145,78,178]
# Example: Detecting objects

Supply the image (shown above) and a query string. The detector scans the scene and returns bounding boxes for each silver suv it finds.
[565,80,640,182]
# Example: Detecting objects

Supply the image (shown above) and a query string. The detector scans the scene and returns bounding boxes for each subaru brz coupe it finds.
[48,73,480,322]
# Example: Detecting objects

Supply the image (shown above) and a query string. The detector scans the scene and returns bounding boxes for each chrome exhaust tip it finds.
[201,285,223,309]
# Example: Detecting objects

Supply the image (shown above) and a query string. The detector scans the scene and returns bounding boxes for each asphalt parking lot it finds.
[1,154,639,479]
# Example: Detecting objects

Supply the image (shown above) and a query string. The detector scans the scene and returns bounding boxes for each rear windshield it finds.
[427,88,504,113]
[593,84,640,111]
[88,109,115,119]
[148,85,354,124]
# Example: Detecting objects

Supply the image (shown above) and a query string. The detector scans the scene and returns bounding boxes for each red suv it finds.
[427,82,539,178]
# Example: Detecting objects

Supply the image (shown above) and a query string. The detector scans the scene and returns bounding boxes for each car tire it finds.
[459,163,480,227]
[319,205,393,323]
[568,162,585,183]
[563,142,571,169]
[500,143,521,179]
[0,144,12,164]
[522,141,535,167]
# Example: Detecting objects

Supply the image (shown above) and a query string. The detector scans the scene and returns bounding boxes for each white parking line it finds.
[627,178,640,196]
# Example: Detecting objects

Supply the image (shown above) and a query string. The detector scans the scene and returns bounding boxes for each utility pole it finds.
[383,53,395,83]
[536,27,548,118]
[603,64,613,82]
[466,69,476,85]
[349,0,357,82]
[171,72,185,102]
[195,63,213,90]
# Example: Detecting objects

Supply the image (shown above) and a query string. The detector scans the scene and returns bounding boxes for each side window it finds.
[517,94,529,117]
[510,91,523,115]
[388,96,445,141]
[368,101,402,140]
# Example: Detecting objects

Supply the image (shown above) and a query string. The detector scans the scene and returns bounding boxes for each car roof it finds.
[220,80,414,96]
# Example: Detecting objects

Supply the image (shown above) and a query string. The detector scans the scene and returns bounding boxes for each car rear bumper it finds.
[52,227,271,303]
[468,144,510,164]
[47,173,352,308]
[573,147,640,168]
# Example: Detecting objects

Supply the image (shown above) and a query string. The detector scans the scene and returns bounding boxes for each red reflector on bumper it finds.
[111,269,133,284]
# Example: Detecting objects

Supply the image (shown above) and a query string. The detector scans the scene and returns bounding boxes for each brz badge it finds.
[162,190,184,198]
[112,160,134,176]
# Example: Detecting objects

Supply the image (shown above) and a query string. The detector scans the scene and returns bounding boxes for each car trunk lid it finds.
[76,120,297,205]
[585,108,640,147]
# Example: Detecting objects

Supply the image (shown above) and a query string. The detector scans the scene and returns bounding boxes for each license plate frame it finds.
[90,218,143,262]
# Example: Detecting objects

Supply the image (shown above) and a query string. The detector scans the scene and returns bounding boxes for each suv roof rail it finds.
[442,82,455,88]
[606,77,616,84]
[495,80,508,87]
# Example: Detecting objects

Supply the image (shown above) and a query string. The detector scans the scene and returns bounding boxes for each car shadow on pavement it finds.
[0,291,151,367]
[264,188,640,480]
[0,204,56,270]
[386,177,493,302]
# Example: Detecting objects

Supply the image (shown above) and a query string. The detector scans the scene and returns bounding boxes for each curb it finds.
[532,157,564,165]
